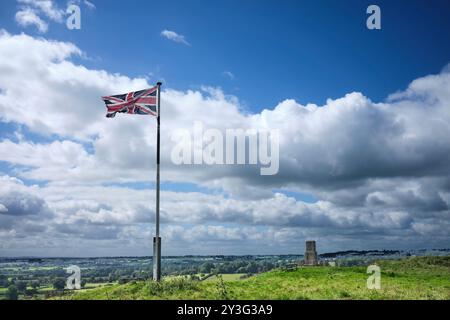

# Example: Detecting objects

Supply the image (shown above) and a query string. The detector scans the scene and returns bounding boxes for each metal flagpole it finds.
[153,82,162,282]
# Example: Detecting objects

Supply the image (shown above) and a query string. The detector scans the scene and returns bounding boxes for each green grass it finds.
[37,286,56,292]
[203,274,247,282]
[0,282,117,300]
[27,266,59,271]
[59,256,450,300]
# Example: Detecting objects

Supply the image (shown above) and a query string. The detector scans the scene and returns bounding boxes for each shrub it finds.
[215,275,229,300]
[148,277,199,296]
[6,285,19,300]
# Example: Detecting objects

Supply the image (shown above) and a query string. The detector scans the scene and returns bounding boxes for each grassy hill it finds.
[61,256,450,300]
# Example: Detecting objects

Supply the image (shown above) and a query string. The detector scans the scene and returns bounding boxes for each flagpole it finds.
[153,82,162,282]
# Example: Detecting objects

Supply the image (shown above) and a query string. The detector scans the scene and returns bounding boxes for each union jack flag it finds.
[101,86,158,118]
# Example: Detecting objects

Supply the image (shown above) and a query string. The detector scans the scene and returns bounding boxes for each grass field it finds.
[61,256,450,300]
[203,274,247,282]
[0,282,115,300]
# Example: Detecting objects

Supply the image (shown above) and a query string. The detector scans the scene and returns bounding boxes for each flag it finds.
[101,86,158,118]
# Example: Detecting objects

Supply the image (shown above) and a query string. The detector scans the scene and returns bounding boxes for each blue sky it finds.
[2,0,450,108]
[0,1,450,256]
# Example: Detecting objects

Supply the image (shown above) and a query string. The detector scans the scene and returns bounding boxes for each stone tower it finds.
[304,240,318,266]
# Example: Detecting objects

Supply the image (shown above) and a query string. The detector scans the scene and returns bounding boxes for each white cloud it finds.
[83,0,95,10]
[0,31,449,255]
[15,0,89,32]
[0,139,90,169]
[2,174,438,256]
[17,0,64,22]
[1,31,449,192]
[0,31,147,139]
[160,29,190,46]
[68,0,96,10]
[15,8,48,33]
[222,71,235,80]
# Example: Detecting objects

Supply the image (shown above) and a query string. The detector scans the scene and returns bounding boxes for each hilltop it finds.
[62,256,450,300]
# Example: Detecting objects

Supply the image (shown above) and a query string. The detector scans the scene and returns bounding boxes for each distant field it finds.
[0,282,115,300]
[27,266,59,271]
[62,256,450,300]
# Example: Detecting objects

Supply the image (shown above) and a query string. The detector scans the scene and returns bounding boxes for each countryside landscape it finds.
[1,250,449,300]
[1,0,450,309]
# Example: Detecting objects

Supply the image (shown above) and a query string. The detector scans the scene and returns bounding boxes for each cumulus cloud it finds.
[15,0,94,33]
[18,0,64,21]
[0,32,147,139]
[15,0,65,33]
[0,31,449,255]
[160,29,190,45]
[15,8,49,33]
[0,176,53,247]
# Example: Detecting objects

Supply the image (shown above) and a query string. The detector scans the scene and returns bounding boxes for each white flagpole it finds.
[153,82,162,281]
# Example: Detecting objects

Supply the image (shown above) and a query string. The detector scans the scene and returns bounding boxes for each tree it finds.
[5,285,18,300]
[15,281,27,293]
[200,262,214,274]
[0,274,7,286]
[53,278,66,291]
[246,262,258,273]
[26,288,38,296]
[31,280,40,289]
[237,266,247,274]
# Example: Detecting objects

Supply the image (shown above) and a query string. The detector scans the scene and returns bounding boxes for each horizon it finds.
[2,247,449,260]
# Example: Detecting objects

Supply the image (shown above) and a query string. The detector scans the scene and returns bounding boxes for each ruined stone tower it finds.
[304,240,318,266]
